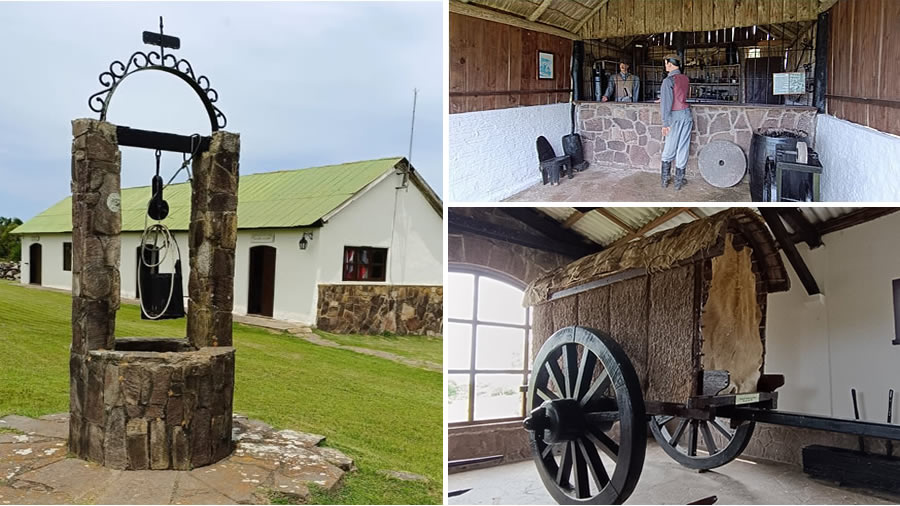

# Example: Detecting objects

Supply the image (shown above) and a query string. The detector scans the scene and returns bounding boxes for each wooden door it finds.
[29,244,42,285]
[248,246,276,317]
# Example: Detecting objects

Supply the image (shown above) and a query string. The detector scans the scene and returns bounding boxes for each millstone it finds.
[699,140,747,188]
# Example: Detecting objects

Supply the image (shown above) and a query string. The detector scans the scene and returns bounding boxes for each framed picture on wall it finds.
[538,51,554,79]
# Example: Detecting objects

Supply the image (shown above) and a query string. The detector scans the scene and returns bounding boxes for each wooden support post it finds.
[760,208,821,295]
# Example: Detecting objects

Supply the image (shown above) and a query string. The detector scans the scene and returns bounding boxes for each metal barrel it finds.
[748,128,809,201]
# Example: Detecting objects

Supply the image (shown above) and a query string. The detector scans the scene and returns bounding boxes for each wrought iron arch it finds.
[88,18,226,132]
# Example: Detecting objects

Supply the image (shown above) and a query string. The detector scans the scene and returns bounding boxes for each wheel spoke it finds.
[587,426,619,461]
[542,442,554,458]
[579,369,610,407]
[536,386,559,402]
[687,420,699,456]
[571,441,591,499]
[709,419,733,440]
[668,418,689,446]
[700,421,718,454]
[556,440,573,486]
[578,437,610,492]
[545,358,566,398]
[574,350,597,402]
[563,343,578,398]
[657,415,675,426]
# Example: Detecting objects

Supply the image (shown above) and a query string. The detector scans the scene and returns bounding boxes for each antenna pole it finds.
[407,88,418,163]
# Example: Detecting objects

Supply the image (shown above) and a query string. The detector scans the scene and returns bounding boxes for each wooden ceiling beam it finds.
[448,213,588,259]
[610,207,690,247]
[562,209,588,229]
[528,0,553,22]
[814,208,900,237]
[592,208,636,234]
[760,208,821,296]
[573,0,609,35]
[500,208,602,258]
[778,208,823,250]
[450,0,580,40]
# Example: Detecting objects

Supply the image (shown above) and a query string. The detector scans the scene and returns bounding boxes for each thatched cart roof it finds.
[523,208,789,306]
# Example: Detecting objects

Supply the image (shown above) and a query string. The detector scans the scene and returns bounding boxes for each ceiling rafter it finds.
[610,208,691,248]
[528,0,553,22]
[573,0,609,35]
[760,208,821,296]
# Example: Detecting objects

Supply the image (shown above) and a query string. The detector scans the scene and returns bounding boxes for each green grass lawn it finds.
[0,280,443,504]
[314,330,443,365]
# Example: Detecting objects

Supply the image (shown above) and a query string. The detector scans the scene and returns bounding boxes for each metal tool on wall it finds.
[852,388,865,452]
[889,389,895,457]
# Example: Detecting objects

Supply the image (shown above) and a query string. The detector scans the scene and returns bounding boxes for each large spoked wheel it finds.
[650,414,755,470]
[524,326,646,505]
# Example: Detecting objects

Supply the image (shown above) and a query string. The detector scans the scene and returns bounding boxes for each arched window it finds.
[447,266,533,424]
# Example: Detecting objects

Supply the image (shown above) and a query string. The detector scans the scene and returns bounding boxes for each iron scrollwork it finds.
[88,49,227,131]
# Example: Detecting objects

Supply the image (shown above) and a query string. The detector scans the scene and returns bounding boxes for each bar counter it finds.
[576,101,818,175]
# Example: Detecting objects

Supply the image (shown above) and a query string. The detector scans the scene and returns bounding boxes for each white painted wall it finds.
[449,103,572,202]
[766,212,900,422]
[816,114,900,202]
[17,171,443,325]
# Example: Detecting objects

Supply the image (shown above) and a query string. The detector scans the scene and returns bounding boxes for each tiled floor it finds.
[448,443,898,505]
[505,166,751,203]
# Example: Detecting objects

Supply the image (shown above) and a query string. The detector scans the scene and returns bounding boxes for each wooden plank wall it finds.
[827,0,900,136]
[450,13,573,114]
[580,0,824,39]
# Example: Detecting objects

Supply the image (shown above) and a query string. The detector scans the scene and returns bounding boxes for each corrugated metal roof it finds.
[15,157,404,234]
[537,207,868,248]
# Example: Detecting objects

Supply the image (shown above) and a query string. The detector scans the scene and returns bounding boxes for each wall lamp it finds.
[298,232,314,250]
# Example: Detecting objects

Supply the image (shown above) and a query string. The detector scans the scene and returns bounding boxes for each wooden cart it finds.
[521,209,900,504]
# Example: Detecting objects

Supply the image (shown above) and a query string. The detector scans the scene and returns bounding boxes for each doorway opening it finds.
[29,243,42,285]
[248,245,276,317]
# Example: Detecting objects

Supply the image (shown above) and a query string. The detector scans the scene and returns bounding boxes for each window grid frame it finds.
[342,246,388,282]
[448,266,532,426]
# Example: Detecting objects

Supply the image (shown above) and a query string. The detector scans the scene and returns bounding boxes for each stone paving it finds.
[0,413,353,504]
[505,165,751,202]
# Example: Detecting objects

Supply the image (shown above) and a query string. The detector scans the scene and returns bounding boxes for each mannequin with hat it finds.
[659,53,693,190]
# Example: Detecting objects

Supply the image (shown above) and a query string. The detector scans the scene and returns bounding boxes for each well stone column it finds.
[68,118,122,462]
[187,131,240,348]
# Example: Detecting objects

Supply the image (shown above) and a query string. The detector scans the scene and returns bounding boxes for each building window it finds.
[447,267,532,425]
[63,242,72,272]
[342,247,387,282]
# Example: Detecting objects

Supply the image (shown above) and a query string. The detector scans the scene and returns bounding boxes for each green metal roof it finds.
[15,157,404,234]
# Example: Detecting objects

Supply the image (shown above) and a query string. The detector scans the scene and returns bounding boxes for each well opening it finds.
[113,337,196,353]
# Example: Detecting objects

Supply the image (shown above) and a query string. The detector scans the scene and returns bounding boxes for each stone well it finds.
[69,119,240,470]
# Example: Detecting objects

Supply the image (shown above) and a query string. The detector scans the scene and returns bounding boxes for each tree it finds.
[0,217,23,261]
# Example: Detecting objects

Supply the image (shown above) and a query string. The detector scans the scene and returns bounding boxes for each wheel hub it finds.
[523,399,586,444]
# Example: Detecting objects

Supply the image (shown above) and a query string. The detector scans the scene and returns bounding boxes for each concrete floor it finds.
[505,166,751,202]
[448,444,898,505]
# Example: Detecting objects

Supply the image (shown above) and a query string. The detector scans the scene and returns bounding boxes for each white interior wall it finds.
[766,212,900,422]
[816,114,900,202]
[449,103,572,202]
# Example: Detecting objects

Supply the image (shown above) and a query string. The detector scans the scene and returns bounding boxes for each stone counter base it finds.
[68,340,234,470]
[317,284,443,336]
[577,103,817,177]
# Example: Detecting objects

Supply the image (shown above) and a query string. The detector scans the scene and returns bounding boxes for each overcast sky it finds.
[0,1,442,221]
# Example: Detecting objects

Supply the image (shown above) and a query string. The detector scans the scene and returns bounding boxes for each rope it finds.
[137,135,201,320]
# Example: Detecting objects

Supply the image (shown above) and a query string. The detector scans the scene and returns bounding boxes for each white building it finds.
[14,157,443,334]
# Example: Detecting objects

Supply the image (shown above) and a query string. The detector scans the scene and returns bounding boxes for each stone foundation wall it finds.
[316,284,442,336]
[68,340,235,470]
[576,102,818,176]
[448,421,531,473]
